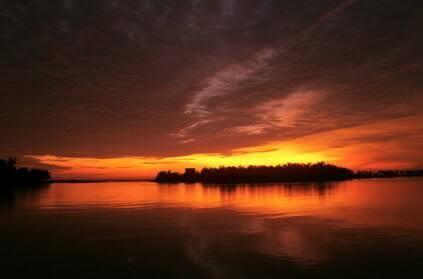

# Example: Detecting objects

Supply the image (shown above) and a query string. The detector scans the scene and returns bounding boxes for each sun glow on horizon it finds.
[27,144,330,180]
[27,117,423,180]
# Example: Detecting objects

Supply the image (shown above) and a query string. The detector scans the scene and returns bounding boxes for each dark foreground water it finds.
[1,178,423,278]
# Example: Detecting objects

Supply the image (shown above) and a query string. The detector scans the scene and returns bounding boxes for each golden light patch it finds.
[28,116,423,179]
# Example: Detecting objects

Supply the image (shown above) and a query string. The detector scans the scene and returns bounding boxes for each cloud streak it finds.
[234,90,326,135]
[180,0,360,137]
[184,48,277,117]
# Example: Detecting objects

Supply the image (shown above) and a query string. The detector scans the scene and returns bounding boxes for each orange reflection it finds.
[22,178,423,265]
[36,179,423,229]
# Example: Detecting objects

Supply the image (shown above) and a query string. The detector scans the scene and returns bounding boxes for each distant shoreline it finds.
[47,176,423,185]
[50,179,153,184]
[3,158,423,186]
[154,163,423,184]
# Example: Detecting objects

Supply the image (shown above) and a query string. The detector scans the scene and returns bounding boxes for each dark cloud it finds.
[0,0,422,161]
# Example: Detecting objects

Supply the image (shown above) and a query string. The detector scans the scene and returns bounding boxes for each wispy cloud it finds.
[232,124,270,136]
[181,0,359,138]
[184,48,277,117]
[234,90,326,135]
[171,119,215,143]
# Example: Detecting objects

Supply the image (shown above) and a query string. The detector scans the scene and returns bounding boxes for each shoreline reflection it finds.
[1,178,423,278]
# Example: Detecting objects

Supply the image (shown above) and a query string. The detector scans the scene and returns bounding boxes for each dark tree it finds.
[155,163,423,184]
[0,157,51,187]
[155,162,355,184]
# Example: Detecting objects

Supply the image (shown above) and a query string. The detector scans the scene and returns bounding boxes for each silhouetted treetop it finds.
[155,162,355,183]
[156,163,423,184]
[0,157,51,187]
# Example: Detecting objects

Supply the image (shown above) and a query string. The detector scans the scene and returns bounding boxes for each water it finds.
[1,178,423,278]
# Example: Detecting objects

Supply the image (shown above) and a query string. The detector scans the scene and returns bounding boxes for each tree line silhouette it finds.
[155,162,355,183]
[355,169,423,179]
[0,157,51,187]
[155,162,423,184]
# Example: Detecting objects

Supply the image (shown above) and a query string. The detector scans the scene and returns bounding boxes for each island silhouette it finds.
[0,157,51,187]
[155,162,423,184]
[2,158,423,185]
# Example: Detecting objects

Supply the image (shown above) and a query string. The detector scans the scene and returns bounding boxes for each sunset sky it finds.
[1,0,422,179]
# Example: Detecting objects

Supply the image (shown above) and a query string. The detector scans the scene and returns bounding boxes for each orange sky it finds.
[3,1,423,180]
[28,116,423,179]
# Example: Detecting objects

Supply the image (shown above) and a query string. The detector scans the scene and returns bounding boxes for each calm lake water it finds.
[1,178,423,278]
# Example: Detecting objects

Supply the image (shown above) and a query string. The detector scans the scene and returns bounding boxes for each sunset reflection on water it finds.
[2,178,423,278]
[23,179,423,229]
